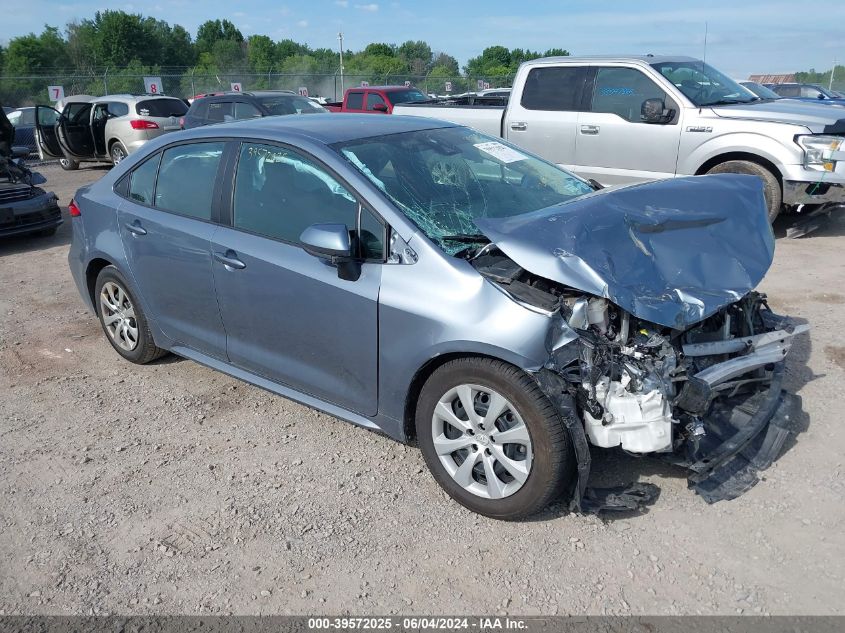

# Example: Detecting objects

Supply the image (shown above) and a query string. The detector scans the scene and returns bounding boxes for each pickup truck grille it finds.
[0,184,35,204]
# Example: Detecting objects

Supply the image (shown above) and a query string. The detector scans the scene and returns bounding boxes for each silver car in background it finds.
[35,94,188,170]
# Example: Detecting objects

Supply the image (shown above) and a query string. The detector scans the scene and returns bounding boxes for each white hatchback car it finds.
[35,94,188,170]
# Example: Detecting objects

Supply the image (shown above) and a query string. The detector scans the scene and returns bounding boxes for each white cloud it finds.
[335,0,349,6]
[355,3,379,11]
[297,20,309,27]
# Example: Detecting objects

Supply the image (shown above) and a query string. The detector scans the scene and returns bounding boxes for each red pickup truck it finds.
[324,85,429,113]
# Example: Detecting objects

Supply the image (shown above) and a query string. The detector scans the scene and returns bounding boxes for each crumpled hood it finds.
[474,174,775,329]
[710,100,845,133]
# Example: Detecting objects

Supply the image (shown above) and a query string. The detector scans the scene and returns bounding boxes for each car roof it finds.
[347,86,420,92]
[179,112,456,144]
[522,54,701,67]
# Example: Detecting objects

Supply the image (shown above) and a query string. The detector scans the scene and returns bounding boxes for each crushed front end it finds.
[470,174,808,511]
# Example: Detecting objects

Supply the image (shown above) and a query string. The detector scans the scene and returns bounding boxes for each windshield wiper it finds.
[699,98,756,106]
[439,233,490,244]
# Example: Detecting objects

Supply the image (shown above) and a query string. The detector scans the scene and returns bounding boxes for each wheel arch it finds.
[402,351,528,442]
[85,257,115,307]
[694,151,783,186]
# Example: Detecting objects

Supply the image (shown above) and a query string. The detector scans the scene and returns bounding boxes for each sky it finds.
[1,0,844,77]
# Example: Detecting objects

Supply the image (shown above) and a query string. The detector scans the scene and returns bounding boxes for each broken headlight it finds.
[795,134,845,172]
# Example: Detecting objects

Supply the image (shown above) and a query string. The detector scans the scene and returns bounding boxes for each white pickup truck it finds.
[394,55,845,221]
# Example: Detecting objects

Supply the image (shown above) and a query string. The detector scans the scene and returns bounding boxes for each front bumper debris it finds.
[678,363,803,502]
[783,179,845,206]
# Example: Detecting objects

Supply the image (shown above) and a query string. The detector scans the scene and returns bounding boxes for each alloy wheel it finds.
[431,383,533,499]
[111,145,126,164]
[99,281,139,351]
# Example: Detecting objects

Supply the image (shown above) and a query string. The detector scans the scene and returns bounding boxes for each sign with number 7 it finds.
[47,85,65,102]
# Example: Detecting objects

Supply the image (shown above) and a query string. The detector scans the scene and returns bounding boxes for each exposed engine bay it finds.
[472,247,807,508]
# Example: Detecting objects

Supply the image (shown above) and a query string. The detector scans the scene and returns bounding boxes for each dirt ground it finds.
[1,163,844,617]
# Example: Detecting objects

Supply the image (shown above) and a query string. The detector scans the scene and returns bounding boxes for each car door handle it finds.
[580,125,600,135]
[509,121,528,131]
[125,221,147,236]
[213,250,246,270]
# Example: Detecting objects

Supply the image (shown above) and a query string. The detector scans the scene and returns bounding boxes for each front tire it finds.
[94,266,166,364]
[706,160,782,222]
[416,358,574,520]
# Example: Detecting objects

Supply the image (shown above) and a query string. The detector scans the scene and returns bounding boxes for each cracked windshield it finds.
[335,127,594,255]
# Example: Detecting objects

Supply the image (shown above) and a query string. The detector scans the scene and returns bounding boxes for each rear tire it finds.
[706,160,782,222]
[110,141,128,165]
[416,357,575,520]
[59,157,79,171]
[94,266,167,364]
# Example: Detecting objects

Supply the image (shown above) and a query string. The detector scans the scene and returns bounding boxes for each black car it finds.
[181,90,326,129]
[0,106,62,238]
[5,107,39,157]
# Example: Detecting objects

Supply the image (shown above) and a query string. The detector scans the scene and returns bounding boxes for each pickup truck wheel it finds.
[416,358,575,520]
[59,157,79,171]
[706,160,782,222]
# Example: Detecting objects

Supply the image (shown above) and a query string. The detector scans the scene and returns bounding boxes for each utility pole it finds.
[338,32,345,98]
[830,58,837,91]
[703,22,708,64]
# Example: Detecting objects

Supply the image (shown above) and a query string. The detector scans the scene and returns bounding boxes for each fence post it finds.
[103,67,109,95]
[190,68,195,96]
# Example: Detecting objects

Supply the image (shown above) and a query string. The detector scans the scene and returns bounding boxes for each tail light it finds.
[179,117,185,129]
[69,199,81,217]
[129,119,160,130]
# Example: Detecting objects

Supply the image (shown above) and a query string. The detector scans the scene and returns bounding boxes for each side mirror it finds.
[301,223,352,258]
[641,98,674,124]
[372,103,388,112]
[301,223,361,281]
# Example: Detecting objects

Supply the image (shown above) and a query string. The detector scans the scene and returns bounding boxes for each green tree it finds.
[2,26,68,74]
[196,19,243,56]
[363,43,395,58]
[247,35,276,73]
[431,52,459,75]
[397,40,432,74]
[543,48,570,57]
[92,11,157,67]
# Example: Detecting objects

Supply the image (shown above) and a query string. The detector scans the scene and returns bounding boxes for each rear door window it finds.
[207,102,233,122]
[234,101,262,120]
[346,91,364,110]
[135,98,188,117]
[520,67,584,111]
[108,102,129,117]
[155,142,225,220]
[127,153,161,205]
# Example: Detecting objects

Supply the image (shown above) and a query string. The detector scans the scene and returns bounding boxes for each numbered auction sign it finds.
[477,79,484,90]
[404,80,411,88]
[445,81,453,92]
[361,81,370,87]
[483,82,491,90]
[298,87,309,97]
[47,86,65,102]
[230,82,242,92]
[143,76,163,94]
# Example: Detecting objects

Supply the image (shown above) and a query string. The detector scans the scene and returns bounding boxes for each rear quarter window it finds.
[135,99,188,117]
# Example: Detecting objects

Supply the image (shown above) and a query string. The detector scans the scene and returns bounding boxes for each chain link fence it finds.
[0,70,516,106]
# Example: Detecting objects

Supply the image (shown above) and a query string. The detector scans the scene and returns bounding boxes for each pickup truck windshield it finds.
[651,61,757,107]
[334,127,593,255]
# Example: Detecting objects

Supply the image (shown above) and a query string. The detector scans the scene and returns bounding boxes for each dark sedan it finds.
[181,90,326,129]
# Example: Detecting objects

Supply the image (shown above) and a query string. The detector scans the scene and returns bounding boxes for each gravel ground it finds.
[1,164,844,616]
